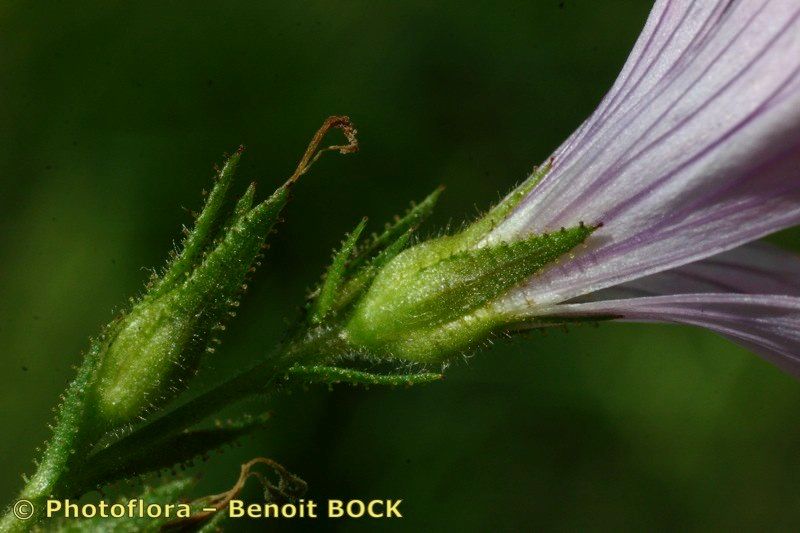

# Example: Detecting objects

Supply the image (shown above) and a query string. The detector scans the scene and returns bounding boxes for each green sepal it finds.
[226,181,257,230]
[182,185,288,312]
[460,159,551,246]
[306,188,442,323]
[89,178,289,430]
[350,186,443,270]
[345,222,595,363]
[310,218,367,323]
[331,229,414,312]
[286,364,442,387]
[150,149,242,299]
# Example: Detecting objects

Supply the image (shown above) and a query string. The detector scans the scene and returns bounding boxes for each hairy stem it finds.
[0,325,341,532]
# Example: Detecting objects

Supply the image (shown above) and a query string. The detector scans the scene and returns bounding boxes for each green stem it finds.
[0,336,109,532]
[0,414,93,532]
[0,323,340,532]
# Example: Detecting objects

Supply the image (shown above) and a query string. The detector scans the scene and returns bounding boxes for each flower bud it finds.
[87,152,288,429]
[344,225,592,363]
[343,164,595,364]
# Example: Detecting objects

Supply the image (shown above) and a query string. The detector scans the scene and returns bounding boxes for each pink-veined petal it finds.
[586,240,800,299]
[486,0,800,306]
[544,294,800,378]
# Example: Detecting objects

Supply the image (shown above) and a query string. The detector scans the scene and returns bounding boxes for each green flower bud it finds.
[87,151,288,429]
[343,163,595,364]
[80,117,360,431]
[344,225,593,363]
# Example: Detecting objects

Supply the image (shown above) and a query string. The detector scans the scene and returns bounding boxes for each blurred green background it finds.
[2,1,800,531]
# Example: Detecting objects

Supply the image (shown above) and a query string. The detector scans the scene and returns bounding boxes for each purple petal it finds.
[487,0,800,305]
[585,240,800,299]
[545,293,800,378]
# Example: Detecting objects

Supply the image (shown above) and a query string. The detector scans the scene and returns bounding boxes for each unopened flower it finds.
[88,150,289,428]
[343,0,800,373]
[87,117,361,430]
[341,163,595,362]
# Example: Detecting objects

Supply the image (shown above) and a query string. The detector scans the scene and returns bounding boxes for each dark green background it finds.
[2,1,800,531]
